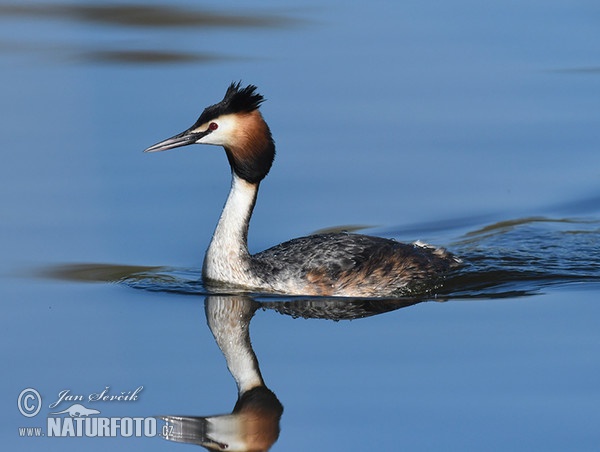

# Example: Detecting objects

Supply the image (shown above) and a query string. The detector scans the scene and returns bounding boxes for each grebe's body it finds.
[145,83,460,297]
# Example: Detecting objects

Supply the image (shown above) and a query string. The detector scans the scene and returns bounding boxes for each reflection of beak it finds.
[144,128,208,153]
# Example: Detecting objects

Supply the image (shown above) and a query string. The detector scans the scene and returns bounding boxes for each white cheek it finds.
[197,114,238,146]
[196,131,220,146]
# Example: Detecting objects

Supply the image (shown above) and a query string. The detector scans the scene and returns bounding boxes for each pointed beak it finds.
[144,128,207,153]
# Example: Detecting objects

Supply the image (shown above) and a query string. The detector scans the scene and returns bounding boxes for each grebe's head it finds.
[144,82,275,184]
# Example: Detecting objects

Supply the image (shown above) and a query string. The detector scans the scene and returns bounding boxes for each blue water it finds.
[2,1,600,451]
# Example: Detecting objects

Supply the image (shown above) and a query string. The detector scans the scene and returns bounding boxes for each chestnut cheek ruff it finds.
[225,111,275,184]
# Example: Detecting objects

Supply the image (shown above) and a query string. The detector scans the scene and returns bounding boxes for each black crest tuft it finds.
[221,81,265,113]
[194,82,265,126]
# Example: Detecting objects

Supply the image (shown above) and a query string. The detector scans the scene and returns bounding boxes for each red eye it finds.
[209,122,218,130]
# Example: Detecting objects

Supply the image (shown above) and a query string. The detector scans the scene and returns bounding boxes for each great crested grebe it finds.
[145,82,460,297]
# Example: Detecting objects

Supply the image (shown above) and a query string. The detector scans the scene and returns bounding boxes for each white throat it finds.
[202,173,258,285]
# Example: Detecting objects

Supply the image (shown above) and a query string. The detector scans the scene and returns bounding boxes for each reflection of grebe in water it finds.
[145,83,461,297]
[160,296,283,451]
[157,294,425,450]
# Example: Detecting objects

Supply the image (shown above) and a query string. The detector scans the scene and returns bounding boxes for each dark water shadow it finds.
[0,2,305,65]
[548,66,600,75]
[0,3,300,29]
[82,50,234,65]
[1,41,238,65]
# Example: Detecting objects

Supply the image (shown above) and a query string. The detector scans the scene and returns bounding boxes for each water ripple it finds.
[40,217,600,309]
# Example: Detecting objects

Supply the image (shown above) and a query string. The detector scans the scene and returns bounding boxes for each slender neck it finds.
[203,173,259,283]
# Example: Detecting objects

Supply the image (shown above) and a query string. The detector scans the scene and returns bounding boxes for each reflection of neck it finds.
[203,174,258,285]
[205,296,264,394]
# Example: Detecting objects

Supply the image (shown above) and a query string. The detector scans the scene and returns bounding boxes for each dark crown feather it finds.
[195,82,265,125]
[222,81,265,113]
